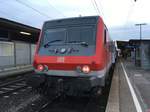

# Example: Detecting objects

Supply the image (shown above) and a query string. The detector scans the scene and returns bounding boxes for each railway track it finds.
[0,73,32,97]
[0,72,33,85]
[0,69,113,112]
[37,94,63,112]
[36,95,106,112]
[0,82,28,97]
[34,69,113,112]
[35,85,110,112]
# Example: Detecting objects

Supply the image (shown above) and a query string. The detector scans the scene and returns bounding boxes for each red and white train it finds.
[27,16,116,96]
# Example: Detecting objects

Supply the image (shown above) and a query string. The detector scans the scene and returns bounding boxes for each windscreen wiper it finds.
[44,40,63,48]
[66,41,89,47]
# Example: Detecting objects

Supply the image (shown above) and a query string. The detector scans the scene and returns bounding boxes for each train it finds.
[27,16,116,97]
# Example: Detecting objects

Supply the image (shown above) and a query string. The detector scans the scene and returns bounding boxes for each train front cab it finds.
[27,16,113,96]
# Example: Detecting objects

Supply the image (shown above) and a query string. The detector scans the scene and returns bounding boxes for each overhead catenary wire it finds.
[94,0,105,18]
[15,0,52,19]
[91,0,107,25]
[47,0,66,18]
[122,0,137,38]
[125,0,136,25]
[91,0,101,15]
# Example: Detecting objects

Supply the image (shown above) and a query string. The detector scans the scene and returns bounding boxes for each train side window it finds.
[104,29,107,45]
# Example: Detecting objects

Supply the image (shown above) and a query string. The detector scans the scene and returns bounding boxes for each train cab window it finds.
[104,29,107,45]
[42,28,66,45]
[67,26,95,45]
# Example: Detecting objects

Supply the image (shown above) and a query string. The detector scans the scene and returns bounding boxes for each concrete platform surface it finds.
[106,61,137,112]
[105,64,119,112]
[122,60,150,112]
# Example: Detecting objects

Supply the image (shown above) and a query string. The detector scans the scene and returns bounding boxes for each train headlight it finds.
[37,64,44,71]
[82,65,90,74]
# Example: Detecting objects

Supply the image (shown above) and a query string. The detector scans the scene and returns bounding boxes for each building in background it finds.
[129,39,150,69]
[0,18,40,69]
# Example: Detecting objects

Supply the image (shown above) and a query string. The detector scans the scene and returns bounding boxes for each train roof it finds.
[43,16,100,28]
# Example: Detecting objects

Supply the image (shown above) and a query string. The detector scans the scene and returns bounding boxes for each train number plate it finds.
[57,57,65,63]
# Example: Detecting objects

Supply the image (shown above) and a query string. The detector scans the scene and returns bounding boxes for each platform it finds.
[123,60,150,112]
[106,59,150,112]
[0,65,33,78]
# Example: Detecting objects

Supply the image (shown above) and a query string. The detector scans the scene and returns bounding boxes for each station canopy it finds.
[0,18,40,43]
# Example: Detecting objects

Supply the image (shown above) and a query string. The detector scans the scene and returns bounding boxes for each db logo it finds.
[57,57,65,63]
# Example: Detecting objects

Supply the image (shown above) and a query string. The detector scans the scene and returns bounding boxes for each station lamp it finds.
[135,23,147,41]
[20,31,31,36]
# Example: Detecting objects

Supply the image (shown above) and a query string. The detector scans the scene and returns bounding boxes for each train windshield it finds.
[42,26,95,46]
[43,28,66,46]
[39,25,96,56]
[67,26,95,45]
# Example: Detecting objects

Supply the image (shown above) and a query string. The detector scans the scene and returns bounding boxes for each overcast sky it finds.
[0,0,150,40]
